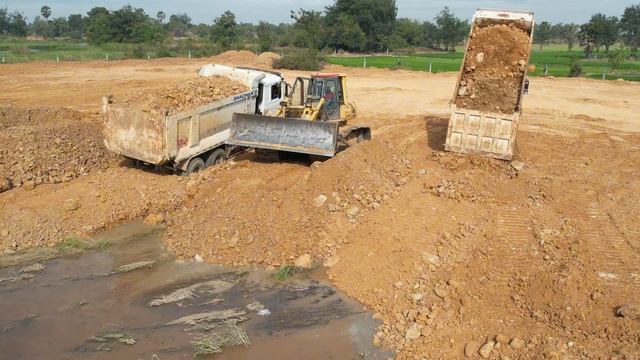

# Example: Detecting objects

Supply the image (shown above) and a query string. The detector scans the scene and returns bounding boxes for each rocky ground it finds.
[0,55,639,359]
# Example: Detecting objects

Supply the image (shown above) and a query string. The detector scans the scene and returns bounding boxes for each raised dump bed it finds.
[444,9,535,160]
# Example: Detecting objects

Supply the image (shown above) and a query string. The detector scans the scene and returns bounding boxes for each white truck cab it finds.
[198,64,285,116]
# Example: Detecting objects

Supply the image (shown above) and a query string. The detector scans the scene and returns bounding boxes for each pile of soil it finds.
[0,107,116,193]
[211,50,258,65]
[164,139,411,268]
[254,52,282,67]
[122,76,248,116]
[455,23,531,113]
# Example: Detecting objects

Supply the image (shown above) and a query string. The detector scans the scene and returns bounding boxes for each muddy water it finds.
[0,224,390,359]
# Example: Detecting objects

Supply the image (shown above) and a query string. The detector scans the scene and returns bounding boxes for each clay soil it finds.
[0,56,639,359]
[455,24,531,113]
[121,75,248,116]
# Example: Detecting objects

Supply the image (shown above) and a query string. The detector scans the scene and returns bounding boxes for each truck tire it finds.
[205,148,227,168]
[186,157,205,174]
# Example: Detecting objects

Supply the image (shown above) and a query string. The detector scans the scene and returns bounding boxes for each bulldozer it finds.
[228,73,371,157]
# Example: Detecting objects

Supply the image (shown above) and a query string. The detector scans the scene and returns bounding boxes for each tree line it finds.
[0,2,638,56]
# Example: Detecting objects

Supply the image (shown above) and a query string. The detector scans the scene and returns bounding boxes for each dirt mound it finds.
[211,50,258,65]
[121,76,248,116]
[455,24,531,113]
[254,52,281,67]
[0,106,116,193]
[164,139,411,267]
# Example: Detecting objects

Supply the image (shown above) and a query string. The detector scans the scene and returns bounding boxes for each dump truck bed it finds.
[444,9,534,160]
[104,90,258,169]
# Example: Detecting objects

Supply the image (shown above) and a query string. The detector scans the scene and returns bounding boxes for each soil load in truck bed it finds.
[454,23,531,113]
[121,76,249,117]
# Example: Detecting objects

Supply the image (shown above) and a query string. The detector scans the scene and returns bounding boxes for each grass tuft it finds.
[273,265,297,281]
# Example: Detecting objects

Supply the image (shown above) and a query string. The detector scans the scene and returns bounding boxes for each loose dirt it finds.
[0,106,116,193]
[0,57,639,360]
[121,75,248,116]
[255,52,282,67]
[455,23,531,113]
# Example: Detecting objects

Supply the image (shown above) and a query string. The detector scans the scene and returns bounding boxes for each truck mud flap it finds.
[228,113,339,157]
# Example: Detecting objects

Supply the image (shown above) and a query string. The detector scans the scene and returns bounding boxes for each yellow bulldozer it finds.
[228,73,371,157]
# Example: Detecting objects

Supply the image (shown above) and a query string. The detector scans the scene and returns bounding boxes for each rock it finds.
[346,206,361,219]
[509,337,525,349]
[19,263,45,274]
[144,213,165,225]
[518,59,526,66]
[194,254,204,262]
[323,255,340,268]
[22,180,36,190]
[313,194,328,207]
[479,340,495,358]
[495,334,509,344]
[327,204,339,212]
[510,161,525,171]
[0,176,10,193]
[394,281,404,289]
[465,341,480,357]
[294,253,312,268]
[434,287,449,298]
[418,169,427,175]
[63,198,80,211]
[476,52,485,64]
[404,323,421,340]
[458,86,468,97]
[411,293,424,302]
[422,252,441,265]
[616,304,640,320]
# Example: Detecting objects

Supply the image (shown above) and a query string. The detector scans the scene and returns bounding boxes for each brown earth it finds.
[455,24,531,113]
[0,106,116,193]
[120,75,248,116]
[0,58,639,359]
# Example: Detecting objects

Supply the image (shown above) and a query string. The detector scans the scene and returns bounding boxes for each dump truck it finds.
[444,9,535,160]
[103,65,286,174]
[227,73,371,157]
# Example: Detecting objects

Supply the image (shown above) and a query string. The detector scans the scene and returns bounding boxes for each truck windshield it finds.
[308,80,324,98]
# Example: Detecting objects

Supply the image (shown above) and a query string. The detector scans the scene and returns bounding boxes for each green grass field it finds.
[328,44,640,82]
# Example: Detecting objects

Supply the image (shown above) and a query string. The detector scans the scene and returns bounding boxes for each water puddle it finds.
[0,224,390,359]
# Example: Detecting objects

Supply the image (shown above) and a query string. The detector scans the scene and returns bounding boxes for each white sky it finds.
[1,0,636,24]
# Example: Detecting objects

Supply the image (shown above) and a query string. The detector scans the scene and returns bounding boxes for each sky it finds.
[1,0,636,24]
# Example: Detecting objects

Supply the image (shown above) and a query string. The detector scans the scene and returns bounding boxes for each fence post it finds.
[544,64,548,75]
[429,61,432,73]
[106,53,109,61]
[56,55,59,62]
[147,53,150,60]
[363,56,367,68]
[188,50,191,59]
[2,57,4,64]
[602,71,606,80]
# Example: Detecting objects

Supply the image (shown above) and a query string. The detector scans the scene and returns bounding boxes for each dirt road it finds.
[1,54,639,359]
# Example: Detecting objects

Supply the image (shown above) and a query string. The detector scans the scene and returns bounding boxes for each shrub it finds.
[273,50,323,71]
[568,58,583,77]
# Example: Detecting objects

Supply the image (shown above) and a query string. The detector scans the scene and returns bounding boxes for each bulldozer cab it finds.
[286,75,346,121]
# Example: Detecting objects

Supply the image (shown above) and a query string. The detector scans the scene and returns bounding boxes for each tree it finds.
[85,7,112,44]
[40,5,51,21]
[560,23,580,50]
[0,7,8,34]
[32,16,50,37]
[290,9,325,49]
[421,21,438,48]
[210,10,238,49]
[621,5,640,54]
[156,11,166,24]
[395,18,424,47]
[168,13,191,37]
[535,21,553,51]
[434,7,468,51]
[581,13,619,52]
[607,47,626,73]
[8,10,28,36]
[85,6,166,44]
[256,21,276,52]
[67,14,84,39]
[51,17,68,37]
[327,14,366,51]
[325,0,398,51]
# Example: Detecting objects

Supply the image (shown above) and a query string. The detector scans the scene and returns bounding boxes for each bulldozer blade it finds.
[228,113,340,157]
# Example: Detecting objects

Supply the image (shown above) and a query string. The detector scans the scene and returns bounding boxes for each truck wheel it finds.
[186,157,205,174]
[205,148,227,168]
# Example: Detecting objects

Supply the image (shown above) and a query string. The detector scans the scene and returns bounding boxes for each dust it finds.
[455,24,531,113]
